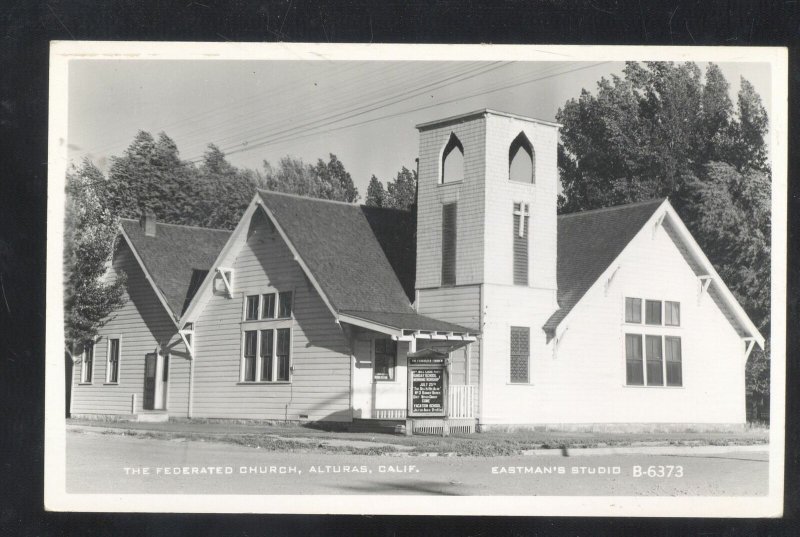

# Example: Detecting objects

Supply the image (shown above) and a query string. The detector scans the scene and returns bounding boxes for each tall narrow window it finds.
[513,202,529,285]
[625,297,642,323]
[441,133,464,183]
[645,335,664,386]
[278,291,293,318]
[665,301,681,326]
[645,300,662,325]
[625,334,644,385]
[245,295,260,320]
[243,331,257,382]
[509,132,534,183]
[276,328,291,381]
[441,203,457,286]
[81,341,94,383]
[260,329,274,381]
[509,326,530,383]
[261,293,276,319]
[665,336,683,386]
[373,339,397,381]
[107,338,120,383]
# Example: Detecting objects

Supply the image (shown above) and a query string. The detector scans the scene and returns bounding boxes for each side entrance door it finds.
[143,353,157,410]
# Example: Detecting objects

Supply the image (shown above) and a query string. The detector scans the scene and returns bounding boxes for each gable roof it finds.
[257,190,417,315]
[543,199,665,334]
[119,219,231,320]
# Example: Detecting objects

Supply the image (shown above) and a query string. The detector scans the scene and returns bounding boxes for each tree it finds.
[64,159,127,348]
[557,62,769,217]
[196,144,256,229]
[104,131,200,226]
[313,153,360,202]
[258,153,360,203]
[365,175,386,207]
[385,166,417,210]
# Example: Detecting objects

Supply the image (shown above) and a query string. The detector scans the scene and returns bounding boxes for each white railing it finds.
[448,384,477,418]
[374,408,407,419]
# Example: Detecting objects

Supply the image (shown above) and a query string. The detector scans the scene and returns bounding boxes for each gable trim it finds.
[118,226,179,327]
[178,196,262,327]
[547,200,765,349]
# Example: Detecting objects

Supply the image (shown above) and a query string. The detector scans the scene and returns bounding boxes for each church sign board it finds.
[407,350,448,418]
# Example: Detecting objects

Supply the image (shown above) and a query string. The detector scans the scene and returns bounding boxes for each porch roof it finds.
[338,309,479,337]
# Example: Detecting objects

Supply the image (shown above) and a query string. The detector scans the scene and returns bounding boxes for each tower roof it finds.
[415,108,562,131]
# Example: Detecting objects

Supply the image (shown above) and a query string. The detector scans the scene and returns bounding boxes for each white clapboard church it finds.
[69,109,764,431]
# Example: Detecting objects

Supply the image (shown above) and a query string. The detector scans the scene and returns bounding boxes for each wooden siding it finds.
[483,114,558,290]
[191,212,352,422]
[416,117,487,288]
[417,285,481,390]
[70,241,188,416]
[480,221,748,426]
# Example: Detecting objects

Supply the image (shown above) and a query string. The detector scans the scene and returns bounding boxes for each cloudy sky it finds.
[67,58,771,196]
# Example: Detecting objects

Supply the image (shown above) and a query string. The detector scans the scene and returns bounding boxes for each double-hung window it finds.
[624,296,682,387]
[81,341,94,383]
[106,338,120,383]
[242,328,291,383]
[241,291,293,383]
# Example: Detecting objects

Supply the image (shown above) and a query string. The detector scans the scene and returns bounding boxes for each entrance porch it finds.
[339,311,480,434]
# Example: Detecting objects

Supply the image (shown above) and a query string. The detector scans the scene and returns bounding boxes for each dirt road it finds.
[65,431,768,496]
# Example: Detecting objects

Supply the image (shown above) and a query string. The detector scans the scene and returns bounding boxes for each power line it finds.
[214,62,611,161]
[175,61,480,157]
[185,61,511,163]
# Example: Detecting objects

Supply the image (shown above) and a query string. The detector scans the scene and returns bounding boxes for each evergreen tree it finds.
[197,144,256,229]
[365,175,386,207]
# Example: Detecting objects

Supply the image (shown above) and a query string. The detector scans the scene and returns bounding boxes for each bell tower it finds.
[414,109,559,293]
[413,109,561,424]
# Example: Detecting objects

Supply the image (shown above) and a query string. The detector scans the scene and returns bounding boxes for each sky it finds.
[67,59,772,197]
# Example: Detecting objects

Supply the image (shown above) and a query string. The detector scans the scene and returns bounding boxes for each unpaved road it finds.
[65,431,768,496]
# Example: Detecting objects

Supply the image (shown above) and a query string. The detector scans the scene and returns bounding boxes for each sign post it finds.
[406,349,449,436]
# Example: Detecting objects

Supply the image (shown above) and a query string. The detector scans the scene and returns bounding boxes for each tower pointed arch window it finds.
[441,133,464,184]
[509,132,534,184]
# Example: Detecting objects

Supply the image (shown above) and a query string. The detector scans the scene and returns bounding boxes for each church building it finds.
[69,109,764,431]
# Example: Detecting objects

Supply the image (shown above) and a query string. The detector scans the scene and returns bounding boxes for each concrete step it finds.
[136,411,169,423]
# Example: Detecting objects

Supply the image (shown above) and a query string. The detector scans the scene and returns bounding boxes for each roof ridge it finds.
[258,189,359,208]
[558,198,666,219]
[119,218,232,233]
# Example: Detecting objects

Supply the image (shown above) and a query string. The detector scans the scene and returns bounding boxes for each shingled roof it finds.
[258,190,417,315]
[257,191,476,335]
[543,198,665,334]
[120,219,232,319]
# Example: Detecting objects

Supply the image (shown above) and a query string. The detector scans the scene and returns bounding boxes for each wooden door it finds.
[143,353,157,410]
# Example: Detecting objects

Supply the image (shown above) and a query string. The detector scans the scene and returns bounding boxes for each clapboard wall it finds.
[190,212,352,422]
[70,240,189,417]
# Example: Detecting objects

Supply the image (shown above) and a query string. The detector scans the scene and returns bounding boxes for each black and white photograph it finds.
[44,43,787,516]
